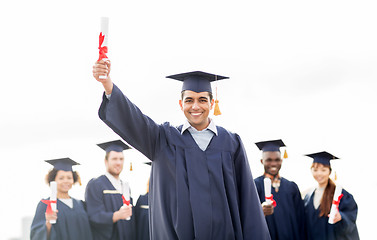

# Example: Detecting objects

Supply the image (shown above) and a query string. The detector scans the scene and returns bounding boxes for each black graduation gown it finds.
[135,193,150,240]
[98,84,270,240]
[304,188,360,240]
[85,175,135,240]
[254,176,306,240]
[30,198,93,240]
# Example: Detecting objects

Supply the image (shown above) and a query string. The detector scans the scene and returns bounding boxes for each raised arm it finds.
[93,60,163,160]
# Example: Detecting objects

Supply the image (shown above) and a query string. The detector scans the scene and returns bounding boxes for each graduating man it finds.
[92,60,270,240]
[85,140,135,240]
[253,139,305,240]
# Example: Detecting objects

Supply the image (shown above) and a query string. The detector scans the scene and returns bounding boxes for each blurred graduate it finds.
[303,151,359,240]
[92,60,270,239]
[253,140,305,240]
[30,158,93,240]
[85,140,135,240]
[135,162,151,240]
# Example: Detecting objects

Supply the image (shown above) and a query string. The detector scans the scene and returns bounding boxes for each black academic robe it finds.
[85,175,135,240]
[254,176,306,240]
[304,188,359,240]
[30,198,93,240]
[135,193,150,240]
[98,84,270,240]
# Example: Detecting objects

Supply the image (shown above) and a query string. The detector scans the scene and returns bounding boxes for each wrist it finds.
[112,211,119,223]
[103,79,113,95]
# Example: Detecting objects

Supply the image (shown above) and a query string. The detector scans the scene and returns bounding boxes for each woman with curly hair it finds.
[30,158,93,240]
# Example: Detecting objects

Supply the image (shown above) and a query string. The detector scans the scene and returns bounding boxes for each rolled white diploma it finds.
[328,183,343,224]
[122,183,131,220]
[99,17,109,79]
[50,181,57,224]
[264,178,272,205]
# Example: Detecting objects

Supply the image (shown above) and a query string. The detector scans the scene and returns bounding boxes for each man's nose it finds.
[192,101,200,109]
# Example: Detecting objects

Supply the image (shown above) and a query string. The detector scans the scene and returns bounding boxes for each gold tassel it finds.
[283,149,288,159]
[130,162,133,171]
[213,81,221,116]
[214,100,221,116]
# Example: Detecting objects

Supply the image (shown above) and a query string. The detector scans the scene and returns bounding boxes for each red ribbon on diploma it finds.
[41,199,57,214]
[332,193,344,211]
[98,32,108,61]
[122,195,130,206]
[265,194,277,207]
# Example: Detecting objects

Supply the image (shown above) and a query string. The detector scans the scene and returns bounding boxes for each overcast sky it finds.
[1,1,376,239]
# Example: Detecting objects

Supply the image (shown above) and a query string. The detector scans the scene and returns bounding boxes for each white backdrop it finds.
[1,1,376,239]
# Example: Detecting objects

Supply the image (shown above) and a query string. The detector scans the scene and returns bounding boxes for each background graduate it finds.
[30,158,93,240]
[85,140,135,240]
[92,60,270,239]
[135,164,150,240]
[303,151,359,240]
[254,139,305,240]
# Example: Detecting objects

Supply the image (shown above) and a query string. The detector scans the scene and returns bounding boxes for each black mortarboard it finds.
[255,139,286,152]
[166,71,228,93]
[97,140,131,153]
[45,158,79,171]
[305,151,339,166]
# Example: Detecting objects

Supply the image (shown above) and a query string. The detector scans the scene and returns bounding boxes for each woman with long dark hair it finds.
[303,151,359,240]
[30,158,93,240]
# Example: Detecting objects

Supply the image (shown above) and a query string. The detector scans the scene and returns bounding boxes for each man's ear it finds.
[260,159,264,165]
[179,99,183,111]
[210,98,215,110]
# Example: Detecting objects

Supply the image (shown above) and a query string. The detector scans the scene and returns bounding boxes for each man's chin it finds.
[109,171,121,177]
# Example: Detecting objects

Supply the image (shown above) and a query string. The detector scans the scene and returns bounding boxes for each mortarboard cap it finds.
[305,151,339,166]
[166,71,228,93]
[255,139,286,152]
[97,140,131,153]
[45,158,79,171]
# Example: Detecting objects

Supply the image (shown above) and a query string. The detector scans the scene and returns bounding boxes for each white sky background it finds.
[1,1,376,239]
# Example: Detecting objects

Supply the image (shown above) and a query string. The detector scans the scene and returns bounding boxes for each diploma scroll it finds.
[98,17,109,79]
[328,183,343,224]
[264,178,272,205]
[122,183,131,220]
[50,181,57,224]
[264,178,276,207]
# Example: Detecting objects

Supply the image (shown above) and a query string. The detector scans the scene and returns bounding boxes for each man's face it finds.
[261,151,282,176]
[105,151,124,177]
[179,90,214,131]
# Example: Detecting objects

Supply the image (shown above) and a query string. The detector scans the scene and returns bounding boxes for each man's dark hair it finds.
[181,91,213,101]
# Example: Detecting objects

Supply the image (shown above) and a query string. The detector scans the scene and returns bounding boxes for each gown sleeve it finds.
[85,179,114,238]
[292,182,306,239]
[30,200,58,240]
[234,135,271,240]
[334,190,358,235]
[99,84,162,160]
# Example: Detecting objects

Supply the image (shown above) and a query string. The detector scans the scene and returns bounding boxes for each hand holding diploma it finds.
[122,183,132,220]
[262,178,276,216]
[93,60,113,95]
[328,182,343,224]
